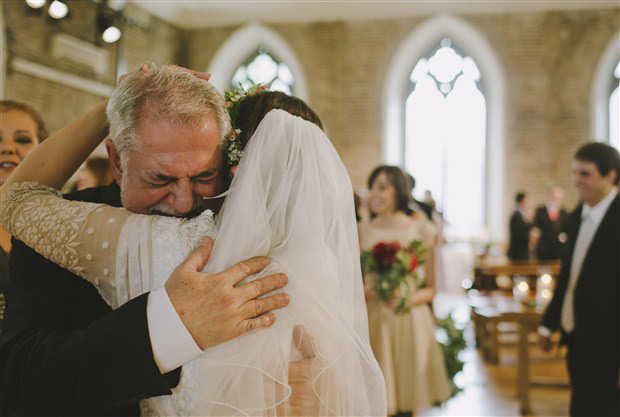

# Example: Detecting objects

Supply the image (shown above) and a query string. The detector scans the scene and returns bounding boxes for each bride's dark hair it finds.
[234,91,324,149]
[216,91,324,202]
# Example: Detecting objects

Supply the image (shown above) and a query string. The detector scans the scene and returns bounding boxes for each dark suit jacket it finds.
[412,199,433,221]
[0,184,181,416]
[507,209,532,260]
[534,205,568,260]
[541,194,619,354]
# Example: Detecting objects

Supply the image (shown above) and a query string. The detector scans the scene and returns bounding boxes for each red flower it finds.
[372,241,401,270]
[230,165,238,176]
[410,253,419,271]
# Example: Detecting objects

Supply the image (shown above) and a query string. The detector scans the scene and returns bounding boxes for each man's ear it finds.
[611,169,619,187]
[106,138,123,184]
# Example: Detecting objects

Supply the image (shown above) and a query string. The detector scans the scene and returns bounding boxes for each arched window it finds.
[405,39,486,235]
[610,60,619,149]
[208,23,308,101]
[230,46,295,94]
[591,32,619,146]
[384,16,504,241]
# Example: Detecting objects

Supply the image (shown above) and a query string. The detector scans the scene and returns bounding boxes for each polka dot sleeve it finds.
[1,181,136,306]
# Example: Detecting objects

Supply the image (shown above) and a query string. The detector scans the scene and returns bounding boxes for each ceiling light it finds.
[25,0,46,8]
[48,0,68,19]
[102,26,121,43]
[107,0,127,12]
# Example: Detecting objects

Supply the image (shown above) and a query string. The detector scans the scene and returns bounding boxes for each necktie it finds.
[560,213,595,333]
[548,207,558,222]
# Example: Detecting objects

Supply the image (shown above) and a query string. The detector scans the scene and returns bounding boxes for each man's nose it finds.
[169,179,195,215]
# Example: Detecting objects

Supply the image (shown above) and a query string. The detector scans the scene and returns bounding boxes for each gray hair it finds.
[106,64,231,168]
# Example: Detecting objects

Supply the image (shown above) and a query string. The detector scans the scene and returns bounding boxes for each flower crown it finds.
[223,83,269,176]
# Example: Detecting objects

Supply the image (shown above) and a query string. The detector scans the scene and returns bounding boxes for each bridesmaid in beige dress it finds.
[358,166,451,416]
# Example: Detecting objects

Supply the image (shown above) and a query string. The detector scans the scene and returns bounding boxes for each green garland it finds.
[434,312,467,405]
[223,83,268,176]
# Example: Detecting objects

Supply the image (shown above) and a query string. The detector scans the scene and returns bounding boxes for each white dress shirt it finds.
[147,287,203,373]
[539,187,618,337]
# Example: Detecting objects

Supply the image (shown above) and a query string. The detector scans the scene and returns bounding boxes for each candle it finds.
[536,273,554,308]
[513,275,530,301]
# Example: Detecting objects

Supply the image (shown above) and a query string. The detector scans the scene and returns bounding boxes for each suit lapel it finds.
[577,194,620,284]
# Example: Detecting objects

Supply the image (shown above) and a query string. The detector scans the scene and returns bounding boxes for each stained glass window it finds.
[610,60,619,150]
[231,46,295,95]
[405,39,486,236]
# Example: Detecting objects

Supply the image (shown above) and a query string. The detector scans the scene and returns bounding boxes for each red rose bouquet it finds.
[361,239,426,314]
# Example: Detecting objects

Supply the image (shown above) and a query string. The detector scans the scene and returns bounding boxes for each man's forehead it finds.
[136,147,222,175]
[573,160,598,173]
[136,116,221,151]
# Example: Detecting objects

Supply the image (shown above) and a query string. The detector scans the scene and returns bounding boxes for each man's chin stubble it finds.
[148,205,207,219]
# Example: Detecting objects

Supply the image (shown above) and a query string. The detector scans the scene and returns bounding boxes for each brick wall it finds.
[2,3,619,238]
[1,1,182,134]
[184,9,618,222]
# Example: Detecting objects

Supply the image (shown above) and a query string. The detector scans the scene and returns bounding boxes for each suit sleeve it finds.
[540,261,569,332]
[540,210,579,333]
[510,212,532,240]
[534,207,545,230]
[0,239,180,416]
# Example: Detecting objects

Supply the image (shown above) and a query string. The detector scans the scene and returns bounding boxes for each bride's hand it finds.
[287,326,319,415]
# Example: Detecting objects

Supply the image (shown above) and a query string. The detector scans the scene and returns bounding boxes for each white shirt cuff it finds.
[147,287,203,374]
[537,326,552,337]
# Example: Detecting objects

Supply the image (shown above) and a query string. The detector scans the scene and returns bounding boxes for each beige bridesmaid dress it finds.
[359,219,451,414]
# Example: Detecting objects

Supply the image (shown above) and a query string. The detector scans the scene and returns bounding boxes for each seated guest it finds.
[74,157,113,191]
[534,185,568,260]
[0,100,47,294]
[507,191,533,261]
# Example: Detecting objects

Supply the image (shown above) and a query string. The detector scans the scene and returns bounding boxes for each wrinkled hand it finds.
[537,334,552,353]
[288,325,319,416]
[165,237,289,350]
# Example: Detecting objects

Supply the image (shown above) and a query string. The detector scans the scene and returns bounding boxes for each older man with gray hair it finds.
[0,65,298,416]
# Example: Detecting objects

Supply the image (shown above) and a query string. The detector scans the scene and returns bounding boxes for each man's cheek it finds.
[194,182,220,198]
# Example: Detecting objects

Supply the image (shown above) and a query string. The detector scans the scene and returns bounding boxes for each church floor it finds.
[418,293,570,417]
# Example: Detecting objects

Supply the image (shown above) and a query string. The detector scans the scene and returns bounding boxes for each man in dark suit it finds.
[0,66,291,415]
[404,173,434,220]
[534,185,568,260]
[538,142,620,416]
[507,192,533,260]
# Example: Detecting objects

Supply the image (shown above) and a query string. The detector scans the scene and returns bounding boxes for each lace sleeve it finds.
[2,182,218,309]
[1,181,133,306]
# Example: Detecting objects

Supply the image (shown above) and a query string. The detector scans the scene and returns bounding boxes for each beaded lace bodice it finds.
[1,182,217,309]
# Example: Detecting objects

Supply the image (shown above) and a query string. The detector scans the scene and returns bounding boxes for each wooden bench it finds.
[469,291,568,414]
[473,260,561,291]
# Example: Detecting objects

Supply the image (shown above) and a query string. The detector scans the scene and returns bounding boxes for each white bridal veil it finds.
[150,109,386,416]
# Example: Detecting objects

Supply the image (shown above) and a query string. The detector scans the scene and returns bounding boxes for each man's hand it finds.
[165,237,289,350]
[537,334,552,353]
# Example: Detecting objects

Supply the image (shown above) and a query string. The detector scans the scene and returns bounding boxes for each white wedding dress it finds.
[1,109,387,416]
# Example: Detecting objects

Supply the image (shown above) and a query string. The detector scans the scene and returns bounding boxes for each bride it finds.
[0,66,386,416]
